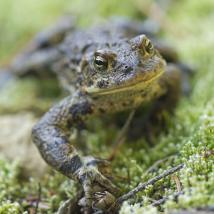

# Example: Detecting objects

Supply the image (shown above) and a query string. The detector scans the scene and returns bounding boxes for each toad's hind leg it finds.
[0,16,75,80]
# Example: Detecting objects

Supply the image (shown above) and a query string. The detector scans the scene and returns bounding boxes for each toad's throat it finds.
[86,70,164,96]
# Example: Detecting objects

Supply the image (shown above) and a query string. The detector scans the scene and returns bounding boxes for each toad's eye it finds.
[139,36,155,56]
[144,38,154,56]
[94,52,108,71]
[131,35,155,57]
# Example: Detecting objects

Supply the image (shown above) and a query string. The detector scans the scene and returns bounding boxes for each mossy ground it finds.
[0,0,214,213]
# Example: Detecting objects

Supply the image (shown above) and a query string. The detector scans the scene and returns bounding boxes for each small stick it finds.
[108,110,135,161]
[143,155,175,177]
[172,175,182,192]
[151,191,184,207]
[116,164,184,204]
[35,183,41,214]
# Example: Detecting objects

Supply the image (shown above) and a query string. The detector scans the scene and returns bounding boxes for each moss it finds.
[0,158,77,213]
[0,201,22,214]
[120,202,159,214]
[0,159,21,201]
[0,0,213,213]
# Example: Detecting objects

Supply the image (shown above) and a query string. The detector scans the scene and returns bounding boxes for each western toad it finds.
[1,16,192,212]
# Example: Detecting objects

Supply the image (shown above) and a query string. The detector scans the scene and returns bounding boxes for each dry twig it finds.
[35,183,41,214]
[151,191,184,207]
[172,175,182,192]
[108,110,135,161]
[116,164,184,204]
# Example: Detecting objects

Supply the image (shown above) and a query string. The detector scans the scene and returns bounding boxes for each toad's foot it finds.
[93,191,116,213]
[75,156,118,212]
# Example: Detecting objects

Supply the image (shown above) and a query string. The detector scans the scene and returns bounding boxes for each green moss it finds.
[0,0,213,213]
[0,159,21,201]
[120,202,158,214]
[0,201,22,214]
[0,158,77,213]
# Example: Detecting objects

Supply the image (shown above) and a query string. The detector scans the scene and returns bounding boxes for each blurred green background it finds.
[0,0,139,62]
[0,0,214,213]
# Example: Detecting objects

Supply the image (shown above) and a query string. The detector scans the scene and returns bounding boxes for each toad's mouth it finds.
[85,68,164,96]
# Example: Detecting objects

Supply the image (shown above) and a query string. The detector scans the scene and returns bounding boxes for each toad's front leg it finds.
[32,92,118,210]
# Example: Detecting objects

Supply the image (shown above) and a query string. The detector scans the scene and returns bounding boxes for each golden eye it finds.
[130,34,155,57]
[136,35,154,57]
[144,38,154,55]
[94,52,108,71]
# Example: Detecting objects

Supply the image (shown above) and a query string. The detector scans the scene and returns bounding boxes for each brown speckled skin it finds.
[3,17,188,211]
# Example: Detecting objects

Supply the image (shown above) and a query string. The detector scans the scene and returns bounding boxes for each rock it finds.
[0,113,48,177]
